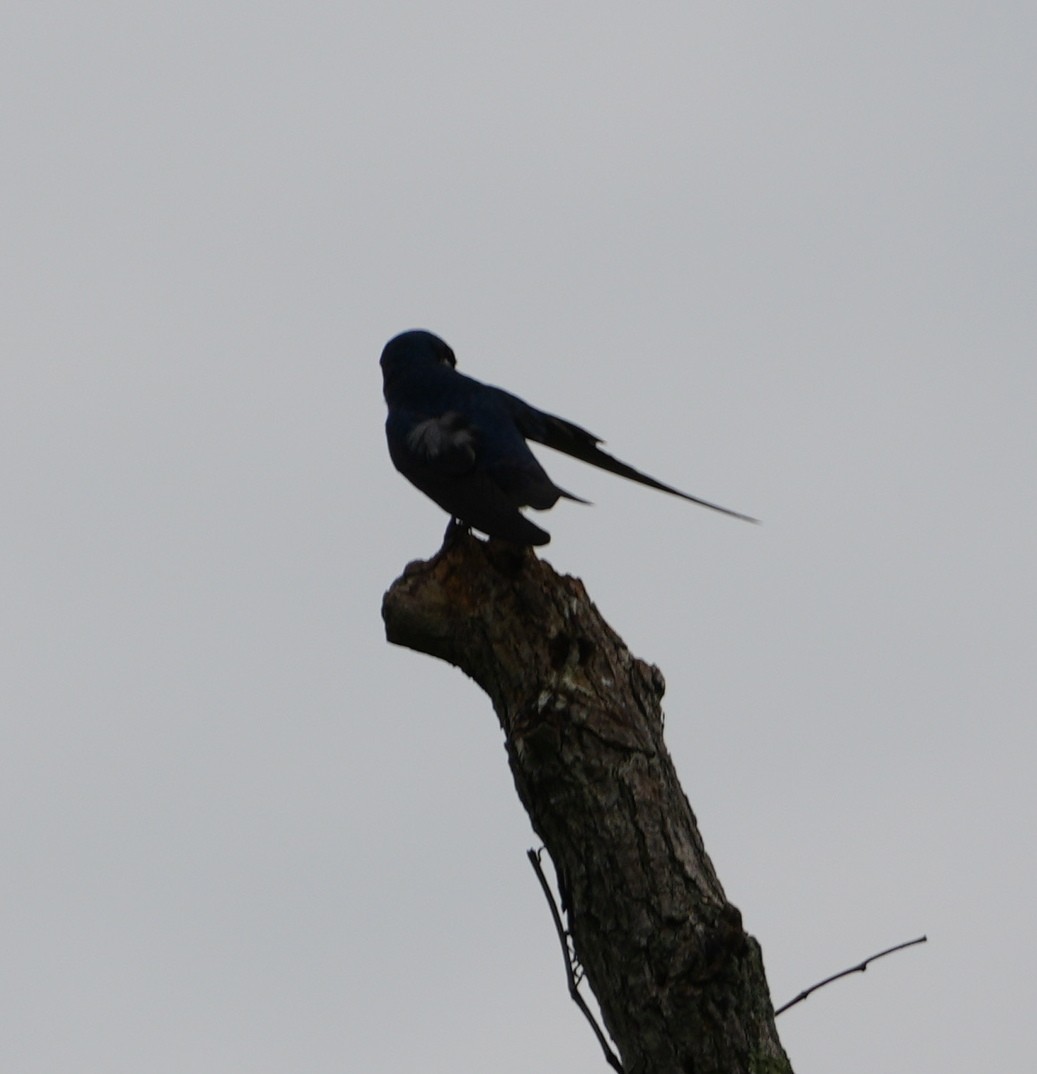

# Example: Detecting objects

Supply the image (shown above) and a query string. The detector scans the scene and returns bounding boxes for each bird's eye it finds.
[438,345,457,368]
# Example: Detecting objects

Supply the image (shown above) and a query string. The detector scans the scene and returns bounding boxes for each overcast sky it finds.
[3,3,1035,1071]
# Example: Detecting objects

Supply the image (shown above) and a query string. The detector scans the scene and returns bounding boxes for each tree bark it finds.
[382,532,792,1074]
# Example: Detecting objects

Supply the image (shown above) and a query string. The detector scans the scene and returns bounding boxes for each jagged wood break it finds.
[382,532,792,1074]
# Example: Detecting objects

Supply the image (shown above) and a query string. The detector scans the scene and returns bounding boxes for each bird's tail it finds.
[522,411,758,524]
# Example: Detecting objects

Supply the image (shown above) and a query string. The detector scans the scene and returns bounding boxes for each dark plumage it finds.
[381,329,756,545]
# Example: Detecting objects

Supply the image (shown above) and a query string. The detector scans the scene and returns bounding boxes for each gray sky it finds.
[3,3,1034,1071]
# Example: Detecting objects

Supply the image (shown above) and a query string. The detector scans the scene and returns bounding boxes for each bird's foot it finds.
[441,516,471,548]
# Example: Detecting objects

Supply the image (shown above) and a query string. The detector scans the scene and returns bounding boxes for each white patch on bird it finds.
[406,413,474,459]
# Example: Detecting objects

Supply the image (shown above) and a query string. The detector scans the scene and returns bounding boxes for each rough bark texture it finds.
[382,533,792,1074]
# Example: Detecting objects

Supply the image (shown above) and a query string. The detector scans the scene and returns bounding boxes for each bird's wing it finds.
[512,401,758,524]
[388,409,551,544]
[425,470,552,545]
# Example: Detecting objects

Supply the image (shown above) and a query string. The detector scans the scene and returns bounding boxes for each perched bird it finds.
[381,329,756,546]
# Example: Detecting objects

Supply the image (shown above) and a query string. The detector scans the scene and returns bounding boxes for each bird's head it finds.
[380,329,457,384]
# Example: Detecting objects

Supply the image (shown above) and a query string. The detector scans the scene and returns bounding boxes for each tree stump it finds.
[382,532,791,1074]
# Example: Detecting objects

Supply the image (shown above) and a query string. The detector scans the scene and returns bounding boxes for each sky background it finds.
[3,3,1035,1071]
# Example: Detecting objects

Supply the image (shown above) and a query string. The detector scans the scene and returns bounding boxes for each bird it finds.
[380,329,756,546]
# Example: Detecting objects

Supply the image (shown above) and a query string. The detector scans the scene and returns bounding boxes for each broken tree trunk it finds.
[382,532,791,1074]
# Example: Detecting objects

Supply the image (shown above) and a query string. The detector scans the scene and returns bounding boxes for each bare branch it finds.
[774,935,928,1016]
[527,848,624,1073]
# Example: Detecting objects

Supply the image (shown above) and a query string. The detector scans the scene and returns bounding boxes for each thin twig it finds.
[775,935,928,1015]
[527,848,624,1073]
